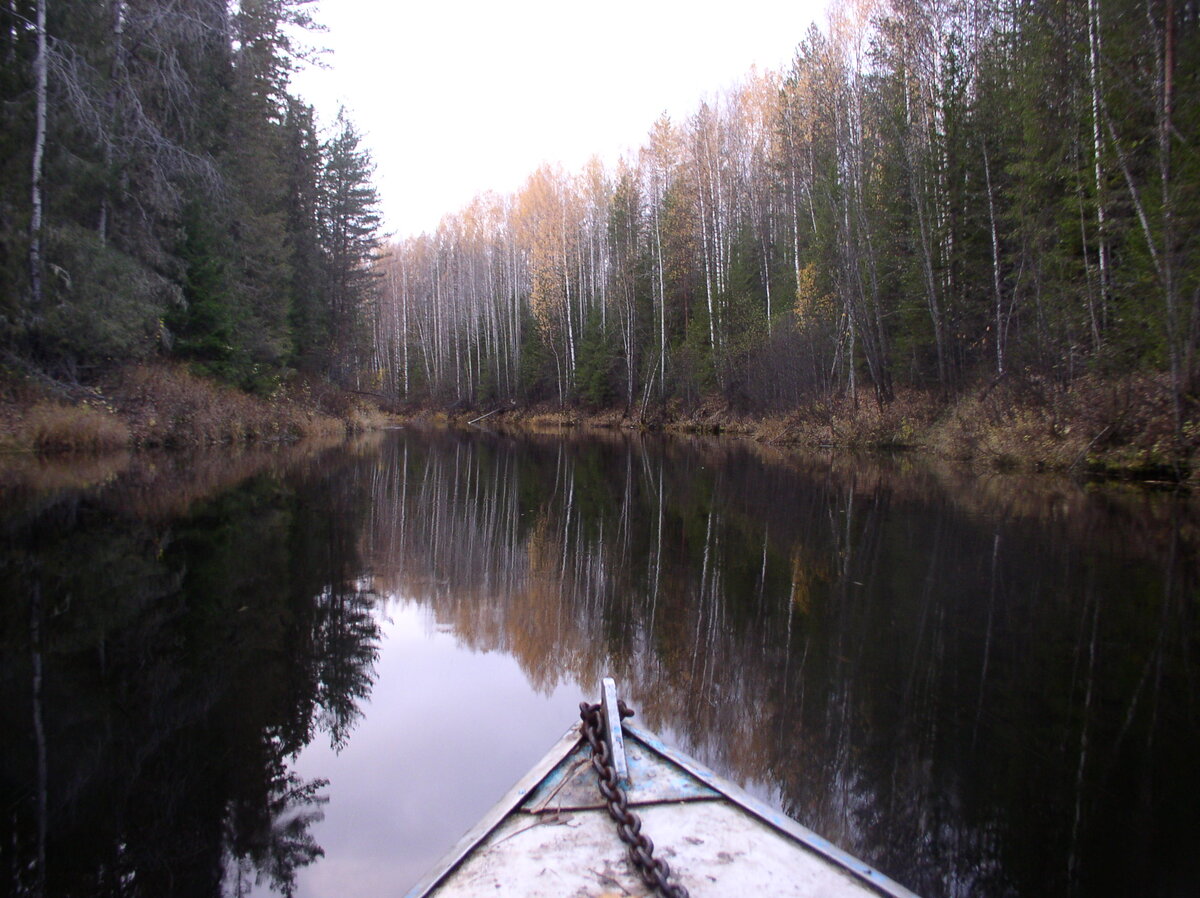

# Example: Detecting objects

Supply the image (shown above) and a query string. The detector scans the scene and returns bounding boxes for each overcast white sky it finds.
[290,0,830,240]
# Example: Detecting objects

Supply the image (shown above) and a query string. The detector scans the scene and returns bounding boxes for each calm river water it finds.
[1,428,1197,897]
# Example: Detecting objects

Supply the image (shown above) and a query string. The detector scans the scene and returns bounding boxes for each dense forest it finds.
[2,0,1198,453]
[374,0,1199,435]
[0,0,380,394]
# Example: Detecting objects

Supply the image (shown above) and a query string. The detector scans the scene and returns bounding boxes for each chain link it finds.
[579,701,690,898]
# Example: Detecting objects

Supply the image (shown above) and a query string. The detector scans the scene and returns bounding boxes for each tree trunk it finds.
[654,206,667,396]
[29,0,47,316]
[1087,0,1110,345]
[99,0,126,243]
[1158,0,1183,433]
[983,144,1006,376]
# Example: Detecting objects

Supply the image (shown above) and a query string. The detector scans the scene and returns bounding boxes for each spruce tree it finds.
[320,111,381,385]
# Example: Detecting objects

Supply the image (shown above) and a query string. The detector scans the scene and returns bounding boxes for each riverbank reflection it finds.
[357,428,1198,898]
[2,428,1196,897]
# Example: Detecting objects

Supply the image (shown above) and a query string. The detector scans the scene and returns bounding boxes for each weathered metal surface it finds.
[571,700,692,896]
[624,722,919,898]
[406,705,921,898]
[420,792,885,897]
[524,730,719,813]
[600,677,629,784]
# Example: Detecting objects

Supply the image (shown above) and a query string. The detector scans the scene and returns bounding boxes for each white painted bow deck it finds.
[405,682,919,898]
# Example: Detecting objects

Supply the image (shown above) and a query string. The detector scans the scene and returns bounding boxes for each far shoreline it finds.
[1,364,1194,487]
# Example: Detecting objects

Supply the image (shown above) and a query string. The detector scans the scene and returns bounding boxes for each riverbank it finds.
[416,374,1195,481]
[0,361,391,453]
[2,363,1193,482]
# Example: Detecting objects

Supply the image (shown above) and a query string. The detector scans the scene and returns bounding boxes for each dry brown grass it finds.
[345,404,396,432]
[580,408,629,428]
[759,388,939,450]
[927,392,1088,469]
[0,362,397,459]
[475,375,1193,476]
[106,364,348,447]
[8,400,131,453]
[523,409,581,429]
[286,371,1195,479]
[926,374,1189,474]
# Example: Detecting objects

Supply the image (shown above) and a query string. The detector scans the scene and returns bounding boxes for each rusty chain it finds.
[579,700,690,898]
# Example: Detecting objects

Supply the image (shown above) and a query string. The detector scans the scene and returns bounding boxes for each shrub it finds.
[22,401,130,453]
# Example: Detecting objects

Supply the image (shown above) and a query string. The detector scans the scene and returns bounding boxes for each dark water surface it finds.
[2,428,1197,897]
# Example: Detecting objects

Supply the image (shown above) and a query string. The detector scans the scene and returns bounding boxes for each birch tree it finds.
[28,0,46,317]
[640,114,681,404]
[516,165,578,401]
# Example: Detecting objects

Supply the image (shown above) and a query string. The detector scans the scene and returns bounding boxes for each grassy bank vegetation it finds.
[0,362,392,456]
[416,373,1195,481]
[3,361,1191,484]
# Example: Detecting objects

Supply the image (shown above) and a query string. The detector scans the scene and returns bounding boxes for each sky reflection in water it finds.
[289,603,584,898]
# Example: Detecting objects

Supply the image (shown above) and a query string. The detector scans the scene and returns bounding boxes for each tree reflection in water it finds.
[0,442,382,897]
[2,430,1196,898]
[362,429,1198,898]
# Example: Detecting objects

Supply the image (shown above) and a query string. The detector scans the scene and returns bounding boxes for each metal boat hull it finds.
[405,715,918,897]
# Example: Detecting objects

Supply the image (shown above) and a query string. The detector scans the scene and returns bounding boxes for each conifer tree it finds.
[320,110,381,384]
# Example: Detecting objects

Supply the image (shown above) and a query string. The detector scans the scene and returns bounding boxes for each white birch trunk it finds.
[654,206,667,391]
[29,0,47,313]
[402,264,410,396]
[982,145,1006,376]
[1087,0,1110,345]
